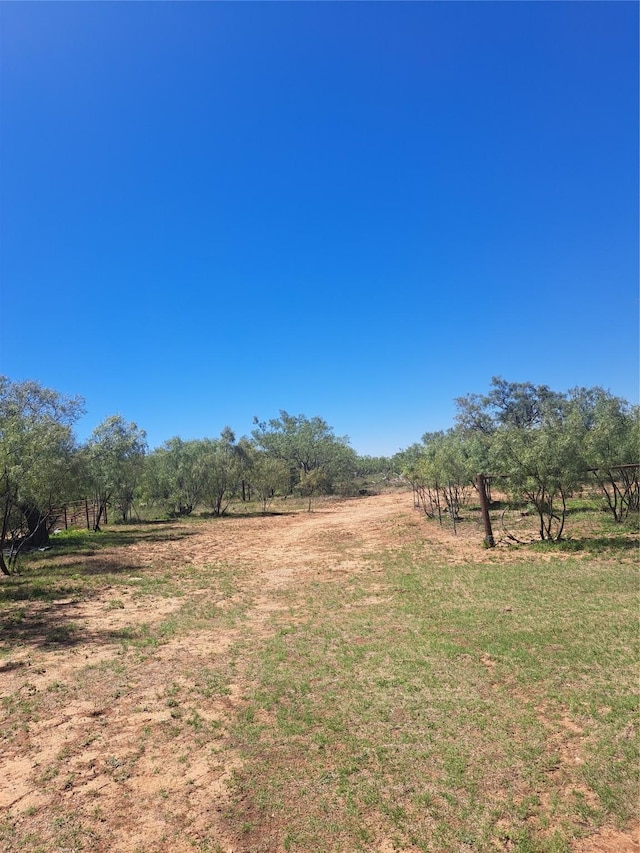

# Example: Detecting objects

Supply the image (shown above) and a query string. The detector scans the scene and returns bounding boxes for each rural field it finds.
[0,490,637,853]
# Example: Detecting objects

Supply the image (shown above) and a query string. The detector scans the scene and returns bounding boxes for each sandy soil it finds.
[1,491,637,852]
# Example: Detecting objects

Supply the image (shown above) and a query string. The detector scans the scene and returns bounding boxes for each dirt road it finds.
[1,493,425,851]
[1,491,637,853]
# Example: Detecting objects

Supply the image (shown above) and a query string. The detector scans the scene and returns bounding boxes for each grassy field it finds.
[0,492,637,852]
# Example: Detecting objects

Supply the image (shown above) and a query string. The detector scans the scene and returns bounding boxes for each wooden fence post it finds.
[477,473,495,547]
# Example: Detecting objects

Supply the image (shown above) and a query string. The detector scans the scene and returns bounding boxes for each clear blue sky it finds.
[1,2,638,456]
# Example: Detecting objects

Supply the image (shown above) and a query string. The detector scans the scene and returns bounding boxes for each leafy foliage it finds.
[0,377,84,573]
[201,428,247,517]
[252,411,357,508]
[250,454,291,513]
[1,374,636,544]
[84,415,147,528]
[144,437,209,517]
[402,378,639,541]
[574,387,640,521]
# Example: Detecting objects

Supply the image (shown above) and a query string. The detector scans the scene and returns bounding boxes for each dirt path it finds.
[1,493,420,852]
[1,492,637,853]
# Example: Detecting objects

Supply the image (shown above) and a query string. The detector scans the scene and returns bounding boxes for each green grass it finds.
[228,544,638,852]
[37,521,196,556]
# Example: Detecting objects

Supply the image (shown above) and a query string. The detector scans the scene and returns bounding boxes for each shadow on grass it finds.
[0,599,82,649]
[0,518,189,652]
[207,510,298,520]
[35,524,198,557]
[0,597,168,653]
[0,556,146,604]
[55,556,154,577]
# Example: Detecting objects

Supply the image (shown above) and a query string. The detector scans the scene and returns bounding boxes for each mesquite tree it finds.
[0,377,84,574]
[252,411,356,505]
[144,438,208,517]
[249,453,290,513]
[201,428,248,517]
[400,432,473,525]
[84,415,147,529]
[571,387,640,522]
[489,408,585,541]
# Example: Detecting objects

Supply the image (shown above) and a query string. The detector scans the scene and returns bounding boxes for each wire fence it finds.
[48,499,103,532]
[484,465,639,545]
[411,465,639,546]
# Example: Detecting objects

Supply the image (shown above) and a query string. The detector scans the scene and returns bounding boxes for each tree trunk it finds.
[1,493,12,574]
[20,503,50,548]
[93,501,105,532]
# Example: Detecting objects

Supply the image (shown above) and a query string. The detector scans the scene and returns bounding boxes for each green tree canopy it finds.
[252,411,356,503]
[455,376,566,433]
[250,453,292,513]
[0,377,84,573]
[144,437,209,517]
[489,402,586,541]
[201,428,248,517]
[569,387,640,521]
[84,415,147,528]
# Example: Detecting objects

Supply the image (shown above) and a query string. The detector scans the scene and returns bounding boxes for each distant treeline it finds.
[1,375,637,572]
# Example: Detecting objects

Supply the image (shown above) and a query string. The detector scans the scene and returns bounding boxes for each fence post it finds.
[477,473,495,547]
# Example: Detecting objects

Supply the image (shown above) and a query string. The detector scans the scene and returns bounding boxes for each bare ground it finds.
[1,491,637,852]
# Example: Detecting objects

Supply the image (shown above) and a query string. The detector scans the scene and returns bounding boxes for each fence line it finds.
[478,463,639,546]
[48,499,103,532]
